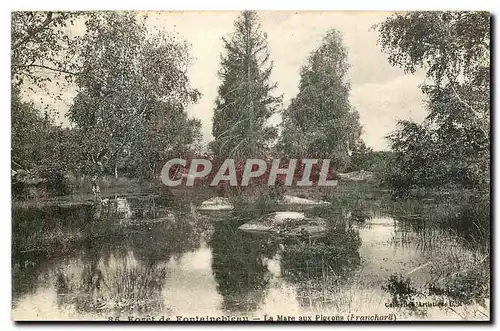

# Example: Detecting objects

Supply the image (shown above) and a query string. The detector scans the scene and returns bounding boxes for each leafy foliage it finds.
[68,12,201,179]
[279,29,361,168]
[12,11,203,200]
[11,11,83,88]
[11,88,79,196]
[377,12,490,195]
[347,140,374,171]
[11,89,50,171]
[211,11,282,159]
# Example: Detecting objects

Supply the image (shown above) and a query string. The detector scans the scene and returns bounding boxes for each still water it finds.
[11,194,490,321]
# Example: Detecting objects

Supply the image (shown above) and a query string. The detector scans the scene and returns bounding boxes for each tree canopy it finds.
[67,13,202,179]
[279,29,361,168]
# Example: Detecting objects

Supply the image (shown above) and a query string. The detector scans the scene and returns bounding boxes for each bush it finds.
[44,166,70,196]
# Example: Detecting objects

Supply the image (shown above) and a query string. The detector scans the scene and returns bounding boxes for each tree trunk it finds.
[92,175,101,201]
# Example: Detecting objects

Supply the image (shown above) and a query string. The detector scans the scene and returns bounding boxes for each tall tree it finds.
[279,29,361,168]
[68,13,201,193]
[377,11,490,194]
[211,11,281,159]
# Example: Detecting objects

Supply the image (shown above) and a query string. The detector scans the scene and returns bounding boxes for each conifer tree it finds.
[211,11,281,159]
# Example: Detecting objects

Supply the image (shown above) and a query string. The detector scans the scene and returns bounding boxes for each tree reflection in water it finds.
[280,221,362,310]
[210,213,280,314]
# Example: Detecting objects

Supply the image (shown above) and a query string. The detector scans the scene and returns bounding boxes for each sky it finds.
[27,11,429,151]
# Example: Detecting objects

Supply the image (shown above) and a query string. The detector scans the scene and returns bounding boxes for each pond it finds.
[11,192,490,321]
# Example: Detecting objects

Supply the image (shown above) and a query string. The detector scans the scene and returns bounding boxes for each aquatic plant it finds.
[55,253,169,315]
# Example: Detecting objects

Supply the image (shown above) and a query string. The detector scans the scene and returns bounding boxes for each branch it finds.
[12,12,55,50]
[446,72,485,118]
[214,116,248,140]
[449,83,479,115]
[218,133,241,151]
[12,63,81,76]
[229,137,248,157]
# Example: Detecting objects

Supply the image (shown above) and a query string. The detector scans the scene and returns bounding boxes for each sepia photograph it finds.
[10,10,491,322]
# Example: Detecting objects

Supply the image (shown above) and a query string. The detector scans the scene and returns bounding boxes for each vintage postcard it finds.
[11,10,490,321]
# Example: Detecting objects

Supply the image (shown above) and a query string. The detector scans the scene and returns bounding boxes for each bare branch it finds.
[12,63,81,76]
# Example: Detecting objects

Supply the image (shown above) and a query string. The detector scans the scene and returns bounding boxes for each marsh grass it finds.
[230,187,281,219]
[55,252,168,315]
[379,229,490,319]
[293,255,489,321]
[426,241,490,305]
